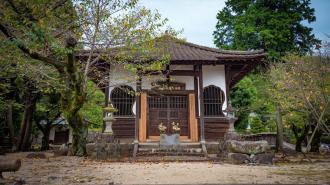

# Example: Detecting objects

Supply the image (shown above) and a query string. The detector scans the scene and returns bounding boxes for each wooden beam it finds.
[198,64,207,155]
[198,65,205,140]
[169,70,199,76]
[133,75,141,157]
[230,64,253,87]
[144,70,199,76]
[225,65,231,108]
[193,65,199,116]
[166,65,170,82]
[139,92,147,142]
[102,87,110,132]
[170,59,263,65]
[189,93,198,142]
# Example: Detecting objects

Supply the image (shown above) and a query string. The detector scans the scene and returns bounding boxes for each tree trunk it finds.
[275,103,283,152]
[68,113,87,156]
[6,101,16,150]
[41,123,52,151]
[16,92,36,151]
[291,123,308,152]
[0,159,21,178]
[61,37,88,156]
[310,125,322,152]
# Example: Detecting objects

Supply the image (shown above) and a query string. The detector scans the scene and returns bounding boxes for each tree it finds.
[230,77,256,131]
[0,0,172,155]
[34,92,61,151]
[79,81,105,131]
[213,0,320,61]
[269,54,330,152]
[213,0,321,152]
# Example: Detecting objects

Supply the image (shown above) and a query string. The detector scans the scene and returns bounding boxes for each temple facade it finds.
[102,38,266,155]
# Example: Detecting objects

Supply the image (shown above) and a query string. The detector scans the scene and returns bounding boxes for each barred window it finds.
[110,85,135,116]
[203,85,225,116]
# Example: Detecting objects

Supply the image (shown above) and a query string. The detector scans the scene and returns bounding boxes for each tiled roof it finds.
[161,37,266,62]
[78,36,266,63]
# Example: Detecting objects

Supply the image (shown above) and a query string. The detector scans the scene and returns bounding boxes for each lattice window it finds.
[203,85,225,116]
[148,96,187,109]
[110,85,135,116]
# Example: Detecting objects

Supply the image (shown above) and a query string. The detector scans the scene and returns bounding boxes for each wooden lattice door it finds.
[148,95,189,137]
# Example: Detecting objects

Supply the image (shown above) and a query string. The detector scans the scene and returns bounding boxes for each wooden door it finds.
[54,130,69,145]
[148,95,189,137]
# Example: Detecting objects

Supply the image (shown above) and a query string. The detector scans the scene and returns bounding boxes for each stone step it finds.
[137,152,204,157]
[137,147,204,157]
[139,142,201,149]
[138,147,203,153]
[134,156,210,162]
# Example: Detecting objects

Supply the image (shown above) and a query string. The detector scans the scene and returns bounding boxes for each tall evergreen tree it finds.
[213,0,320,61]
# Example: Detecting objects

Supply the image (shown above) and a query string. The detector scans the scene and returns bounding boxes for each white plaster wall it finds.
[198,65,227,114]
[68,129,72,144]
[141,75,194,90]
[49,127,72,144]
[108,64,137,115]
[49,127,55,141]
[108,64,136,92]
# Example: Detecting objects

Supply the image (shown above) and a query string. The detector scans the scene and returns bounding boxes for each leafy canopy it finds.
[213,0,320,61]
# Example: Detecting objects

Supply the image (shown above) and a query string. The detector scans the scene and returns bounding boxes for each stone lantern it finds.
[225,100,237,132]
[103,104,117,134]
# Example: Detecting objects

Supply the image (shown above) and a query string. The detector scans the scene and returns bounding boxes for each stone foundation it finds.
[85,133,133,160]
[224,140,274,165]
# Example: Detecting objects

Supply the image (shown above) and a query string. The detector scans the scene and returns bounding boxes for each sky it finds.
[139,0,330,48]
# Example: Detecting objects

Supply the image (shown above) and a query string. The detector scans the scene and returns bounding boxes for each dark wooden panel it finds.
[198,117,229,141]
[112,117,135,138]
[54,130,69,145]
[148,95,189,136]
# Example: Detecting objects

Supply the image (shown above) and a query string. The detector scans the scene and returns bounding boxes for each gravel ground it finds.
[1,152,330,185]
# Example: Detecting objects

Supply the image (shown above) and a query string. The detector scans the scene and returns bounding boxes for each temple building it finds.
[83,37,266,156]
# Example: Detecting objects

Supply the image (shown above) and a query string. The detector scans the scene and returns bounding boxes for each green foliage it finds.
[230,77,256,131]
[79,81,105,131]
[231,74,277,133]
[231,77,256,107]
[1,0,175,155]
[250,115,268,133]
[269,55,330,148]
[35,92,61,123]
[213,0,320,61]
[320,135,330,144]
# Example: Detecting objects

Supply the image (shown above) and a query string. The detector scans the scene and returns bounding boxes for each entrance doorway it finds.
[148,95,189,137]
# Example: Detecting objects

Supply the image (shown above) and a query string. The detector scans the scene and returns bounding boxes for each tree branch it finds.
[0,23,64,72]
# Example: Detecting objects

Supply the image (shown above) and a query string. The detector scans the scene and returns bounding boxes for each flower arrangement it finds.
[158,122,167,134]
[171,122,181,134]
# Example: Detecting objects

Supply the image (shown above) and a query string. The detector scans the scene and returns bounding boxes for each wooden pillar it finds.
[166,64,170,83]
[198,64,207,155]
[193,65,199,116]
[133,75,142,157]
[139,92,147,142]
[102,87,110,132]
[225,65,231,108]
[189,93,198,142]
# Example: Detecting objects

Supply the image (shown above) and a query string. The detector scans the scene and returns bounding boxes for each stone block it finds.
[226,140,270,155]
[254,153,274,164]
[86,143,96,156]
[54,144,69,156]
[227,153,249,164]
[26,152,46,159]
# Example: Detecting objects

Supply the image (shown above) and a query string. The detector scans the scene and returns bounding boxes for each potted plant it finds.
[159,122,181,146]
[171,122,180,144]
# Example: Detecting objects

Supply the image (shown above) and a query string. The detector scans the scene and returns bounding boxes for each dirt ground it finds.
[1,152,330,185]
